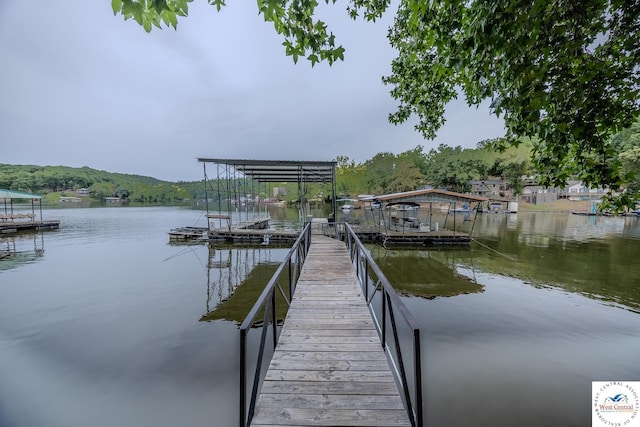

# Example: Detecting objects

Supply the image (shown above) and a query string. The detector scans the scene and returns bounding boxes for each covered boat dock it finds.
[188,159,337,243]
[354,189,487,246]
[0,189,60,234]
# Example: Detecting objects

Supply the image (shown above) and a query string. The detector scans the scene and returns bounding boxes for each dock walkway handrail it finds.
[239,222,311,427]
[344,221,424,427]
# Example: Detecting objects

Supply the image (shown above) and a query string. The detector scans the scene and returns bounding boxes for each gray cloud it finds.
[0,0,504,182]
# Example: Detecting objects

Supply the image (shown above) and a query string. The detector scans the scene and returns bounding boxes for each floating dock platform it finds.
[0,220,60,234]
[169,216,301,244]
[169,220,471,246]
[206,215,299,243]
[378,229,471,246]
[208,228,299,243]
[168,226,208,241]
[340,224,472,246]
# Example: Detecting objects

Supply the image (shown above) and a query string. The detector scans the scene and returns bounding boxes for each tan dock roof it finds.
[364,188,487,204]
[0,189,42,200]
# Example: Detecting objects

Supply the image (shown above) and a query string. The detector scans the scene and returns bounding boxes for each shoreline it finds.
[518,199,594,213]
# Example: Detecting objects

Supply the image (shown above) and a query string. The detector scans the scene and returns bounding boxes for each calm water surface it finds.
[371,212,640,427]
[1,207,639,427]
[0,207,288,427]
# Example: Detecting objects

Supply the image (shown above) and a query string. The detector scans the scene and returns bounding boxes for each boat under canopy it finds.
[354,189,488,246]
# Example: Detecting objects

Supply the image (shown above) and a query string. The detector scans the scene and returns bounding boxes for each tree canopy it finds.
[112,0,640,208]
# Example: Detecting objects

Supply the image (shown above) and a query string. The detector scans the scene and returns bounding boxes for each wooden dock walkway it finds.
[251,235,411,427]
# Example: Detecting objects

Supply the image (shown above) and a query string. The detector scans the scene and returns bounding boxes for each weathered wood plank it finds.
[270,351,388,362]
[273,343,383,352]
[278,329,379,338]
[268,358,391,371]
[283,311,372,318]
[281,322,376,330]
[283,313,373,320]
[277,335,380,345]
[264,369,396,383]
[258,380,402,395]
[254,393,406,410]
[251,407,411,426]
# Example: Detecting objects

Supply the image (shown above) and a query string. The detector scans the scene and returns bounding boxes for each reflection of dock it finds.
[369,245,482,299]
[198,245,287,323]
[571,210,615,217]
[1,232,46,271]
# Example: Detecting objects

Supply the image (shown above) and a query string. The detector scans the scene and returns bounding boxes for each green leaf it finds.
[111,0,123,15]
[208,0,226,12]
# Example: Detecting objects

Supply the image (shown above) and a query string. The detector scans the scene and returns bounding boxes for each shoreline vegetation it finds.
[0,163,622,214]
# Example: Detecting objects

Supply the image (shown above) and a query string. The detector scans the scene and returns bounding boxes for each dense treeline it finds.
[0,164,271,205]
[0,164,192,203]
[334,141,531,197]
[2,119,639,205]
[334,118,640,201]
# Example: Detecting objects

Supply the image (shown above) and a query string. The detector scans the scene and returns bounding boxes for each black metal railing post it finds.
[288,259,293,300]
[381,285,387,349]
[387,293,414,426]
[239,223,311,427]
[342,222,423,427]
[271,286,277,349]
[414,329,424,427]
[239,329,246,427]
[364,258,369,301]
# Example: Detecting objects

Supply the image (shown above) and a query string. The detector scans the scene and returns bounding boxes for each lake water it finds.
[1,206,639,427]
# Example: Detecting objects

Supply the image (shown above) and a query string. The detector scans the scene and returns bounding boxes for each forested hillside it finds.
[0,164,194,203]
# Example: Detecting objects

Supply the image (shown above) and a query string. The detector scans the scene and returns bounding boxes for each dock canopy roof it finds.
[196,158,336,183]
[0,189,42,200]
[363,189,487,204]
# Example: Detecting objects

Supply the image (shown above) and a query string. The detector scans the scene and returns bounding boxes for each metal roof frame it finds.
[197,158,338,223]
[197,158,336,183]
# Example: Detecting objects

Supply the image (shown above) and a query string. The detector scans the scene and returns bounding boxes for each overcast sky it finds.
[0,1,504,182]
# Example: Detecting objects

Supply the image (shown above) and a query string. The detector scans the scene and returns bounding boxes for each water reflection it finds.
[477,211,640,242]
[471,213,640,312]
[198,244,290,323]
[390,212,640,427]
[369,245,483,298]
[409,270,640,427]
[2,207,640,427]
[0,232,46,271]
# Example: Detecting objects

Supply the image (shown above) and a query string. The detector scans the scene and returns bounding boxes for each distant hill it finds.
[0,164,202,204]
